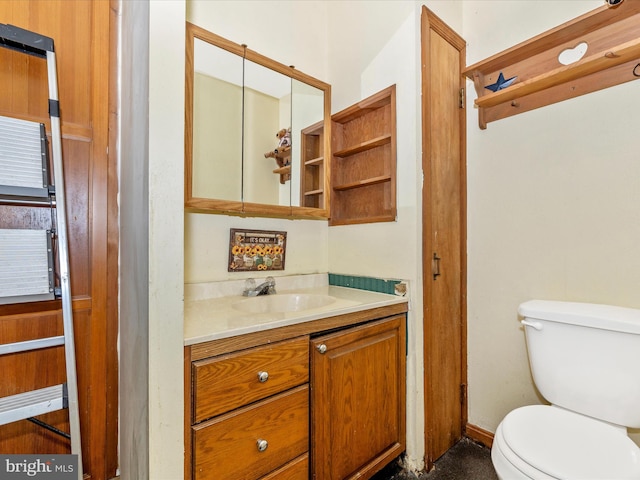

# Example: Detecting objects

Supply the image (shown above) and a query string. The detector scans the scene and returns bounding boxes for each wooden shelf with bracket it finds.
[463,2,640,129]
[272,147,291,184]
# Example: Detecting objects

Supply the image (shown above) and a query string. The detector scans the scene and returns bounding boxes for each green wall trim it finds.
[328,273,401,295]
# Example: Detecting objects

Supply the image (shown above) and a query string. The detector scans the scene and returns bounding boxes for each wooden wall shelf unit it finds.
[300,121,325,209]
[330,85,396,226]
[272,147,291,184]
[463,2,640,129]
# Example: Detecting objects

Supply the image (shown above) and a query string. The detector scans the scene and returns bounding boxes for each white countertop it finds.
[184,285,408,346]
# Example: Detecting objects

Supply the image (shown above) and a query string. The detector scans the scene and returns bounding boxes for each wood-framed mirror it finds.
[185,22,331,219]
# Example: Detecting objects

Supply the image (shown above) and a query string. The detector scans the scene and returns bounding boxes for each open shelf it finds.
[300,121,325,209]
[463,2,640,129]
[304,156,324,166]
[333,175,391,192]
[333,135,391,158]
[330,85,396,226]
[304,188,324,196]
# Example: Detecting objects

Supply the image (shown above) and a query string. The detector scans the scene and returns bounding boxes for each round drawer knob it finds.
[316,344,327,354]
[257,439,268,452]
[257,371,269,383]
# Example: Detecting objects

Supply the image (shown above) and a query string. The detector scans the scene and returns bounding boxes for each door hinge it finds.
[459,87,465,109]
[460,383,467,404]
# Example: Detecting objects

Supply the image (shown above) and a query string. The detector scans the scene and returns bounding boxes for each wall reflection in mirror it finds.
[242,58,291,206]
[192,38,243,202]
[187,23,329,215]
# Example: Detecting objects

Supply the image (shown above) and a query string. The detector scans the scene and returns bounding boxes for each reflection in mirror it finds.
[242,59,292,206]
[291,80,324,208]
[185,22,331,218]
[192,38,243,202]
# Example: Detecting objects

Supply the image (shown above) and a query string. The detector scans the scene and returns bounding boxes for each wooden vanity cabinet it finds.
[185,304,408,480]
[311,315,406,480]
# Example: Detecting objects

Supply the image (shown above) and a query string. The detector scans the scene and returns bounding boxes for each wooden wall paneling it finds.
[0,1,116,479]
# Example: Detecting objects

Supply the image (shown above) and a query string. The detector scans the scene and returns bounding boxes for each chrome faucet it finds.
[242,276,276,297]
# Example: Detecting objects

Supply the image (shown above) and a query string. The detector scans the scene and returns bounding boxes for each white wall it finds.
[148,1,187,477]
[119,0,150,477]
[463,0,640,446]
[120,1,186,478]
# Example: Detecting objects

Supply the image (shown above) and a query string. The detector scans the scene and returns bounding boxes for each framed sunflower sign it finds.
[228,229,287,272]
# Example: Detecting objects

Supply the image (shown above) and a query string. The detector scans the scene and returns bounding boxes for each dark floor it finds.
[372,438,499,480]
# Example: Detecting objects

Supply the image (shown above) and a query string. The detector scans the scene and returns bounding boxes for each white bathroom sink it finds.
[232,293,336,314]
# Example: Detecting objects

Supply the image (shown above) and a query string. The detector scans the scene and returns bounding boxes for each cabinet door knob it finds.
[316,344,327,354]
[257,371,269,383]
[256,439,268,452]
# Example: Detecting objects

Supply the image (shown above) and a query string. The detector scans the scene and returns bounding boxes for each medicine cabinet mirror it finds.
[185,22,331,219]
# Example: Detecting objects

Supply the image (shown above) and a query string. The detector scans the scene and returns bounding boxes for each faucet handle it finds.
[265,276,276,294]
[243,278,256,295]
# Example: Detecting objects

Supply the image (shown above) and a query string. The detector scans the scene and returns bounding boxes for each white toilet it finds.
[492,300,640,480]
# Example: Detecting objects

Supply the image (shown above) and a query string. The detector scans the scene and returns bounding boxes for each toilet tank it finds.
[519,300,640,428]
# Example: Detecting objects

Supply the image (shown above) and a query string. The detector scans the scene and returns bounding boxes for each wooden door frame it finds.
[106,0,120,476]
[420,6,468,471]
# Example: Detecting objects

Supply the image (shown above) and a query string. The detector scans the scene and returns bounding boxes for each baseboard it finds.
[465,423,494,448]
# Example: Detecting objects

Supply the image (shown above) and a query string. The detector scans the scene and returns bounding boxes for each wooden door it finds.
[0,2,117,479]
[421,7,467,469]
[310,316,406,480]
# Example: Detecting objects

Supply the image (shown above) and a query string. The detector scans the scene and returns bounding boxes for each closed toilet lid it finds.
[502,406,640,480]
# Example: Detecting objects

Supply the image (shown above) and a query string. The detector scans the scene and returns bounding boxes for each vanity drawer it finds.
[192,385,309,480]
[192,336,309,422]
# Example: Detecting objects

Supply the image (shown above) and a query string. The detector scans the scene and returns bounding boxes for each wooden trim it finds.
[187,23,330,92]
[88,1,112,477]
[184,346,193,480]
[459,26,469,440]
[465,423,494,449]
[106,0,120,475]
[420,10,434,468]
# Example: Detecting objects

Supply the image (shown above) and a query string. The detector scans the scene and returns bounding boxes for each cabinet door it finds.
[311,315,406,479]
